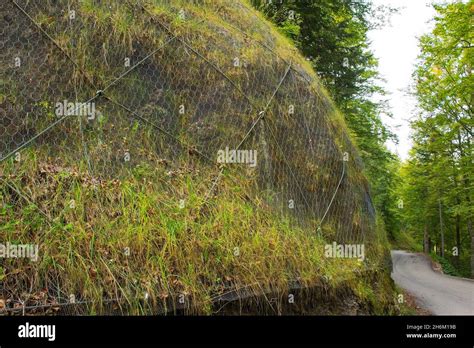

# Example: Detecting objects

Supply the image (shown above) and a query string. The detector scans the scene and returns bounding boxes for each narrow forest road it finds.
[391,250,474,315]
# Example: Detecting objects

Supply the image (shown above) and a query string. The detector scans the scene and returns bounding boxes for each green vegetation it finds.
[390,228,422,253]
[251,0,473,279]
[396,1,473,278]
[250,0,401,239]
[0,0,399,314]
[1,147,397,314]
[430,253,464,278]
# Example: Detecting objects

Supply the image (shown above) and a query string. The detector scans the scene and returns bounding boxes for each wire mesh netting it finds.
[0,0,377,315]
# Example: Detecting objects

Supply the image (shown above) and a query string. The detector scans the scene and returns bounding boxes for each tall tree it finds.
[251,0,401,236]
[400,0,473,276]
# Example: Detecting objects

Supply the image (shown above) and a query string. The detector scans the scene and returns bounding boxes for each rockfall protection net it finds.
[0,0,376,314]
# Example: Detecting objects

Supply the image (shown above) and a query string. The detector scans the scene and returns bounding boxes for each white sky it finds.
[368,0,439,160]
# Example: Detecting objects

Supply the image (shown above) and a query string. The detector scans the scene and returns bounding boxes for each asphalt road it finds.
[391,250,474,315]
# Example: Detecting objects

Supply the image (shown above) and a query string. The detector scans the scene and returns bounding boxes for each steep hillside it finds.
[0,0,396,314]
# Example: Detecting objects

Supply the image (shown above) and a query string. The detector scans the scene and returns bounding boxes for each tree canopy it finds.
[399,0,473,276]
[251,0,401,236]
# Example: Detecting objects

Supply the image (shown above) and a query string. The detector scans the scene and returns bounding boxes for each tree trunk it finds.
[438,200,445,257]
[455,131,473,277]
[424,224,430,253]
[455,214,461,266]
[466,219,473,278]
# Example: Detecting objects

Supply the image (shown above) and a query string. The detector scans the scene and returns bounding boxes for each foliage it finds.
[431,253,462,278]
[251,0,401,237]
[398,1,473,276]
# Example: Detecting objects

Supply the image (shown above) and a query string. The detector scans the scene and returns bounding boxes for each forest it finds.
[252,0,473,277]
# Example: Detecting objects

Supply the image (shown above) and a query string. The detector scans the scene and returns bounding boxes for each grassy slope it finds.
[0,0,398,314]
[1,150,396,314]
